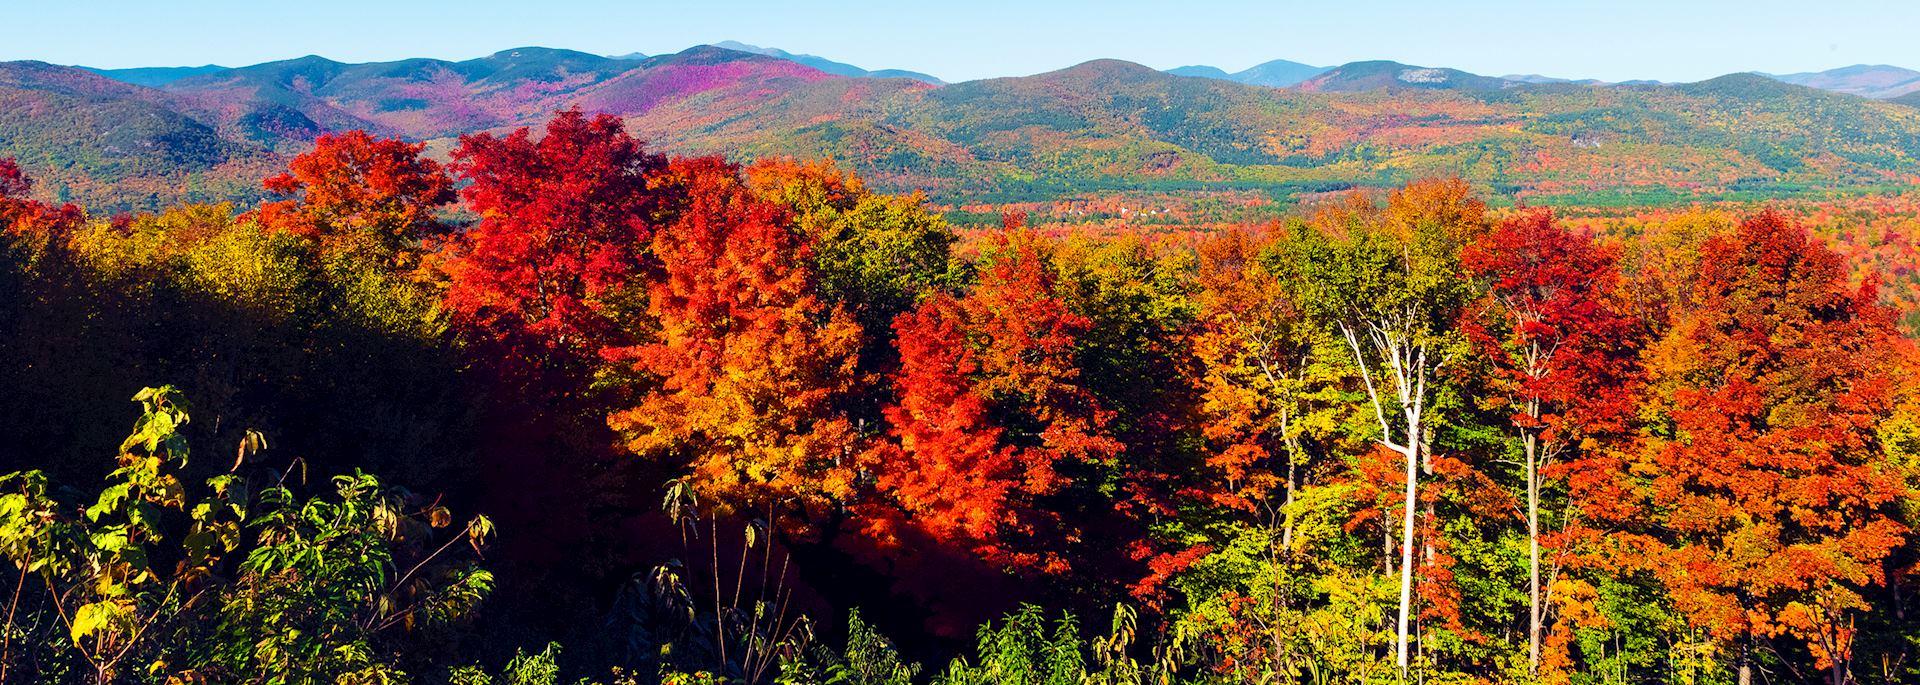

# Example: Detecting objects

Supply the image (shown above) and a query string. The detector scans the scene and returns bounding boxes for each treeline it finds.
[0,110,1917,684]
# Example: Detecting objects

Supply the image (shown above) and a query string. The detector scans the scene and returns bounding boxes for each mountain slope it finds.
[1233,59,1330,88]
[1296,61,1514,92]
[0,62,273,211]
[1767,64,1920,99]
[10,50,1920,212]
[82,65,228,87]
[1165,60,1329,88]
[1167,65,1232,80]
[712,41,944,84]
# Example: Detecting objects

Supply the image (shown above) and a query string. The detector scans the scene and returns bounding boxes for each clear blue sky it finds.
[5,0,1917,83]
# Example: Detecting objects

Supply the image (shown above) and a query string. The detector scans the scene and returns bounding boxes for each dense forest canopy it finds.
[2,110,1919,685]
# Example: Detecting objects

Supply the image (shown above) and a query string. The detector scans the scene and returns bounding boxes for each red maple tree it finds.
[254,130,455,257]
[440,110,665,372]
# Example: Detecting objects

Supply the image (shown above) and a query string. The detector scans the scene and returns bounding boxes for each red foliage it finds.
[865,294,1019,545]
[441,110,666,370]
[1462,209,1642,446]
[0,158,82,237]
[253,130,454,255]
[1583,210,1913,667]
[602,156,863,519]
[855,228,1121,574]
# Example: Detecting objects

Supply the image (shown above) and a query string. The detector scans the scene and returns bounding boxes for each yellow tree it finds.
[1278,179,1486,675]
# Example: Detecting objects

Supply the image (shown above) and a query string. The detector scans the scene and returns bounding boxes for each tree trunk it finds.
[1396,442,1419,677]
[1526,431,1542,675]
[1282,435,1300,552]
[1738,638,1752,685]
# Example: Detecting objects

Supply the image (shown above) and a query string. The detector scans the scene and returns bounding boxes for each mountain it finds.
[623,58,1920,203]
[159,47,650,148]
[710,41,943,84]
[1893,90,1920,108]
[1766,64,1920,99]
[0,61,274,211]
[1502,74,1605,86]
[1295,60,1515,92]
[1167,65,1232,80]
[9,48,1920,212]
[1165,59,1329,88]
[1233,59,1331,88]
[81,65,228,87]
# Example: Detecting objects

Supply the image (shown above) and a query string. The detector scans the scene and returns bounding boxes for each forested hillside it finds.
[3,112,1919,684]
[9,47,1920,213]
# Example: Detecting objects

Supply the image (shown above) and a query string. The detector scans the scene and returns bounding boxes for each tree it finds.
[254,130,456,260]
[0,158,82,238]
[603,156,863,521]
[1279,179,1485,675]
[858,226,1123,575]
[862,294,1023,556]
[744,159,959,428]
[441,110,665,376]
[1190,228,1334,544]
[744,159,955,341]
[1587,210,1912,685]
[1460,209,1641,675]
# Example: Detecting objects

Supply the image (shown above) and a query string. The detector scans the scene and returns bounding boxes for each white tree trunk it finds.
[1396,441,1419,675]
[1526,432,1542,675]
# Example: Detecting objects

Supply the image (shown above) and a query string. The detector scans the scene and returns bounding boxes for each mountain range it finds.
[1764,64,1920,99]
[1167,59,1329,88]
[9,44,1920,213]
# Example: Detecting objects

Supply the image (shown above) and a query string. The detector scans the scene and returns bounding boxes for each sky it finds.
[4,0,1918,83]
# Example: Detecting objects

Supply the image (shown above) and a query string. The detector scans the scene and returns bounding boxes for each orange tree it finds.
[253,130,455,261]
[603,156,864,523]
[1579,210,1913,685]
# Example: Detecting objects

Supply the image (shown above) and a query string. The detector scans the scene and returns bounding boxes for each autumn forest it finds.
[11,22,1920,683]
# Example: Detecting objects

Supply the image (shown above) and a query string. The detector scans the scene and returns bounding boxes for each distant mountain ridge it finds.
[1169,59,1330,88]
[1295,60,1517,92]
[710,41,943,84]
[80,64,228,87]
[12,46,1920,213]
[1765,64,1920,99]
[73,49,1920,101]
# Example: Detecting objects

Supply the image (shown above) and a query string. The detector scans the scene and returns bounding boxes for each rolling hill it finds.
[1766,64,1920,99]
[0,61,276,211]
[9,46,1920,213]
[80,64,229,87]
[1167,59,1329,88]
[710,41,943,84]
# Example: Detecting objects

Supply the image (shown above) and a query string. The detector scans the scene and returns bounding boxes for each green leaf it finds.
[71,601,126,642]
[90,527,130,553]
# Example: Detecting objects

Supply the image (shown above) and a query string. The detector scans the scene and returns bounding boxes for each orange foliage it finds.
[603,156,864,520]
[253,130,454,258]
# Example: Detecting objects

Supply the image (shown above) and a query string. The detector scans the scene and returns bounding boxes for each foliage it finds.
[254,130,456,261]
[0,386,494,684]
[603,156,865,522]
[8,114,1920,684]
[441,109,666,377]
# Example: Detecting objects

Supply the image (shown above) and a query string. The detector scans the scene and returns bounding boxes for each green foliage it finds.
[452,643,567,685]
[0,386,494,684]
[932,606,1085,685]
[827,611,918,685]
[0,203,475,490]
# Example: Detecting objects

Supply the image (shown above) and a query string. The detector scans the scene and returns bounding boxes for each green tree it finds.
[1274,180,1485,676]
